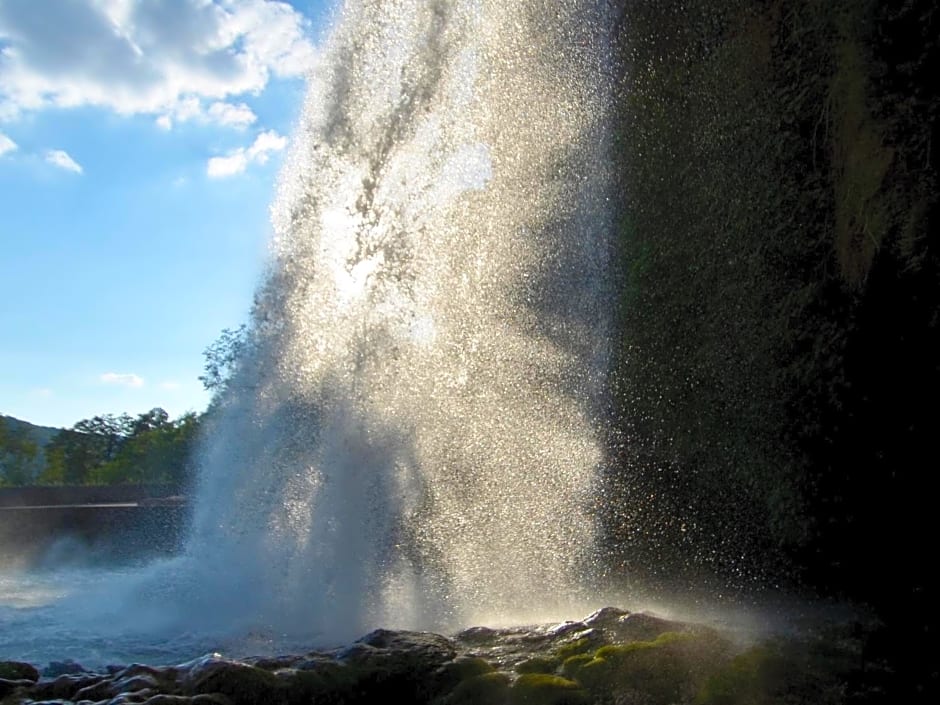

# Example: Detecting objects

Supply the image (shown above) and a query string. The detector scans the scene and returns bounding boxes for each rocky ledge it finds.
[0,607,880,705]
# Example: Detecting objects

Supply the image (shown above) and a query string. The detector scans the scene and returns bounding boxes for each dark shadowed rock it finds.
[179,655,279,705]
[140,695,232,705]
[329,629,460,703]
[0,677,34,698]
[28,673,109,701]
[0,660,40,682]
[42,659,88,677]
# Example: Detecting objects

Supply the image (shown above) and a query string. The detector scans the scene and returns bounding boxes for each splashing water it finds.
[177,0,614,644]
[1,0,617,663]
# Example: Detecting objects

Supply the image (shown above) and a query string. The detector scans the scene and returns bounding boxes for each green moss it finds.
[443,671,512,705]
[595,630,695,659]
[555,638,593,659]
[694,646,790,705]
[568,632,721,705]
[509,674,589,705]
[560,654,593,680]
[441,656,495,680]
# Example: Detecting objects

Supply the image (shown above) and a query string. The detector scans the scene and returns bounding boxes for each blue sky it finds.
[0,0,335,428]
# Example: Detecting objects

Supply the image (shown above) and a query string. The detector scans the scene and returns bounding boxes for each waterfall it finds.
[177,0,615,646]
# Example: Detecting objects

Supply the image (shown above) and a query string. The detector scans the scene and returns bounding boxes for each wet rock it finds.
[0,677,34,698]
[341,628,459,701]
[582,606,630,628]
[114,664,176,682]
[43,659,89,677]
[0,660,41,682]
[140,695,231,705]
[510,673,589,705]
[454,626,500,645]
[0,607,875,705]
[179,655,279,705]
[67,672,161,702]
[74,676,120,701]
[29,673,110,701]
[245,655,301,671]
[108,691,159,705]
[441,671,511,705]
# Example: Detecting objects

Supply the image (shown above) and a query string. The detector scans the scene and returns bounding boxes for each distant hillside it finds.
[0,414,62,449]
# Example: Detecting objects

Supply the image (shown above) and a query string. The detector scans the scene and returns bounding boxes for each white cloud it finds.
[160,381,182,391]
[207,129,287,178]
[33,388,54,398]
[207,101,257,128]
[0,131,16,156]
[207,152,248,178]
[100,372,144,388]
[247,129,287,163]
[45,149,83,173]
[0,0,315,126]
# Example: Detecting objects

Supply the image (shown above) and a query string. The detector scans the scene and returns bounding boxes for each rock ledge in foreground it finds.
[0,607,876,705]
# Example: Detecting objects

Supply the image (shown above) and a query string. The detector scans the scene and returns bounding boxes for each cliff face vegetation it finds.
[605,1,938,690]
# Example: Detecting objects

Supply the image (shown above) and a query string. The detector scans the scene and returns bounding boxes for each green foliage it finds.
[88,412,200,486]
[32,408,199,488]
[200,324,250,398]
[0,417,40,486]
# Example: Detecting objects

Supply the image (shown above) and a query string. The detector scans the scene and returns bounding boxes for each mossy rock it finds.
[568,632,723,705]
[431,656,498,701]
[560,654,593,680]
[509,673,589,705]
[442,656,495,680]
[555,638,594,660]
[442,671,512,705]
[516,657,562,675]
[694,645,790,705]
[0,662,39,683]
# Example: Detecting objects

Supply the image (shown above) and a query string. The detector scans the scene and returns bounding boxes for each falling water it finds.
[118,0,617,650]
[176,0,617,644]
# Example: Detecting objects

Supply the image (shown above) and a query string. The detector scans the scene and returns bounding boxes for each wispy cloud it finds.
[160,381,182,391]
[207,129,287,178]
[45,149,82,174]
[0,131,16,157]
[156,101,257,131]
[0,0,315,127]
[207,102,257,129]
[100,372,144,388]
[33,387,53,398]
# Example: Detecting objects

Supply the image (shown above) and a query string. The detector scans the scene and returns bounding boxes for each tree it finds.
[43,428,106,485]
[86,409,200,488]
[199,324,249,397]
[0,417,40,486]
